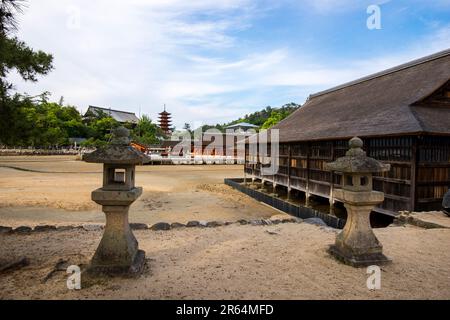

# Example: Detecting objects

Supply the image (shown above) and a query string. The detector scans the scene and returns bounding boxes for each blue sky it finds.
[10,0,450,129]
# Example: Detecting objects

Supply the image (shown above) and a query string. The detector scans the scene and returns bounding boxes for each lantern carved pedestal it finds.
[326,137,391,267]
[83,127,149,275]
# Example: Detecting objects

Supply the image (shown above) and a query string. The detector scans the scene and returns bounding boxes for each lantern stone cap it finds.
[83,127,150,165]
[325,137,390,173]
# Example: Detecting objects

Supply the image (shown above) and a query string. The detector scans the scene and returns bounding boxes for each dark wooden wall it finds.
[245,135,450,216]
[416,136,450,211]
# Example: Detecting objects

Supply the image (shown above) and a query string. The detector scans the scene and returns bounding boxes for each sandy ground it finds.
[1,156,450,300]
[0,156,277,227]
[1,223,450,300]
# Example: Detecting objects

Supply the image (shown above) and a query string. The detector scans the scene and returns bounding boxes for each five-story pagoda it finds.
[158,105,172,135]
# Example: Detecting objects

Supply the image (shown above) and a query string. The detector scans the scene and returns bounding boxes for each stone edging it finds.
[395,212,449,229]
[0,217,333,235]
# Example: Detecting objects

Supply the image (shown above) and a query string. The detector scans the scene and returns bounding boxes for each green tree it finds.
[132,115,163,145]
[1,94,35,146]
[89,117,120,141]
[261,105,298,129]
[183,123,192,133]
[0,0,54,144]
[261,111,284,129]
[197,103,301,132]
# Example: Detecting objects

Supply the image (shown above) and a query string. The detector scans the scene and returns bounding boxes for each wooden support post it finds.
[287,144,292,202]
[410,136,418,212]
[251,164,255,186]
[329,142,335,215]
[306,142,310,207]
[251,152,256,186]
[329,171,335,216]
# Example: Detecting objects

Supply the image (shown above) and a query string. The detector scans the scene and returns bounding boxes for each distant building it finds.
[161,131,254,159]
[85,106,139,124]
[158,105,173,135]
[226,122,258,132]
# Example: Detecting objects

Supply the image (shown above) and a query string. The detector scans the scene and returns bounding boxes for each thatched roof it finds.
[273,49,450,143]
[86,106,139,124]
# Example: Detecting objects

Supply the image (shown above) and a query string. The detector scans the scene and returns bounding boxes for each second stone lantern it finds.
[83,127,149,275]
[326,137,391,267]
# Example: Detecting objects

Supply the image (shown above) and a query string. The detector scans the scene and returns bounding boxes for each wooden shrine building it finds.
[245,49,450,216]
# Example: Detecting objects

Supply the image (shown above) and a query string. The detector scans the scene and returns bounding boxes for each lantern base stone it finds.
[86,249,146,276]
[328,245,391,268]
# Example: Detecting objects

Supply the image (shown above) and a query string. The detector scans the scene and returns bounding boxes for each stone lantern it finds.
[325,137,391,267]
[83,127,149,275]
[443,189,450,217]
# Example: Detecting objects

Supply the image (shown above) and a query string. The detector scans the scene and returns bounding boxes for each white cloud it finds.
[8,0,450,128]
[11,0,254,124]
[299,0,392,14]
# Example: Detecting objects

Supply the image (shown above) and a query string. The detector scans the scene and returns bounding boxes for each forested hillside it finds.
[201,102,301,132]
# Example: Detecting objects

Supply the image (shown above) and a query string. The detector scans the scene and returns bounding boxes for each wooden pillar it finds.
[287,144,292,201]
[251,147,255,186]
[329,142,335,215]
[410,136,419,212]
[306,142,311,207]
[244,167,247,186]
[244,142,248,186]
